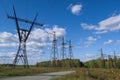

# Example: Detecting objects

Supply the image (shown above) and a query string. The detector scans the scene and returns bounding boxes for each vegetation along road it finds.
[0,71,74,80]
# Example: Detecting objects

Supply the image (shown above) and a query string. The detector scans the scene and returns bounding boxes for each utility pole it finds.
[51,31,58,67]
[7,6,43,68]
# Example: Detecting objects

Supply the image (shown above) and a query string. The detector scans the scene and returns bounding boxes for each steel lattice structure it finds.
[7,6,43,67]
[50,31,58,66]
[68,40,73,60]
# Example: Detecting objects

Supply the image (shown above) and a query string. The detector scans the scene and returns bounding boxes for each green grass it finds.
[2,66,120,80]
[0,66,73,78]
[51,68,120,80]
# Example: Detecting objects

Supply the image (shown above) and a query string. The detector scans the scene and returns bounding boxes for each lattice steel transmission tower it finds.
[51,31,58,66]
[68,40,73,60]
[114,50,117,68]
[100,48,105,68]
[114,51,117,59]
[67,40,73,67]
[61,37,66,60]
[108,54,113,68]
[7,6,43,67]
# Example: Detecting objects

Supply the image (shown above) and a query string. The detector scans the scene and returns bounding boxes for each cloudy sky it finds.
[0,0,120,64]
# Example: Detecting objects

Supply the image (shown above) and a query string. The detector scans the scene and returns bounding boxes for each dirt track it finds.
[0,71,74,80]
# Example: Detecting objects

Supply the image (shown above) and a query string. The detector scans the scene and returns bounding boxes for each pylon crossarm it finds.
[25,14,38,42]
[7,14,43,26]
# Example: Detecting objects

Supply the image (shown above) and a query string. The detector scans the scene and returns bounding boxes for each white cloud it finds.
[0,26,66,64]
[95,31,108,34]
[103,40,113,45]
[0,25,66,47]
[45,25,66,40]
[87,36,97,41]
[68,4,82,15]
[80,53,100,61]
[84,36,97,47]
[81,14,120,34]
[0,43,18,48]
[0,32,18,43]
[81,23,97,30]
[84,53,99,58]
[116,40,120,44]
[0,32,18,48]
[53,25,66,37]
[29,28,48,42]
[0,52,15,59]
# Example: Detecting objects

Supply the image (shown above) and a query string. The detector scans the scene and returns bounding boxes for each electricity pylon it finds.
[50,31,58,67]
[68,40,73,60]
[100,48,105,68]
[68,40,73,67]
[7,6,43,68]
[61,37,66,60]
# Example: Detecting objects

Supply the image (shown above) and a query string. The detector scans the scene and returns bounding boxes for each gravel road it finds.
[0,71,74,80]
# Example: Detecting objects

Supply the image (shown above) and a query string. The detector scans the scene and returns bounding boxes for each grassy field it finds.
[0,66,73,78]
[52,68,120,80]
[1,66,120,80]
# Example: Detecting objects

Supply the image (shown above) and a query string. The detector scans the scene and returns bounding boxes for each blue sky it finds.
[0,0,120,64]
